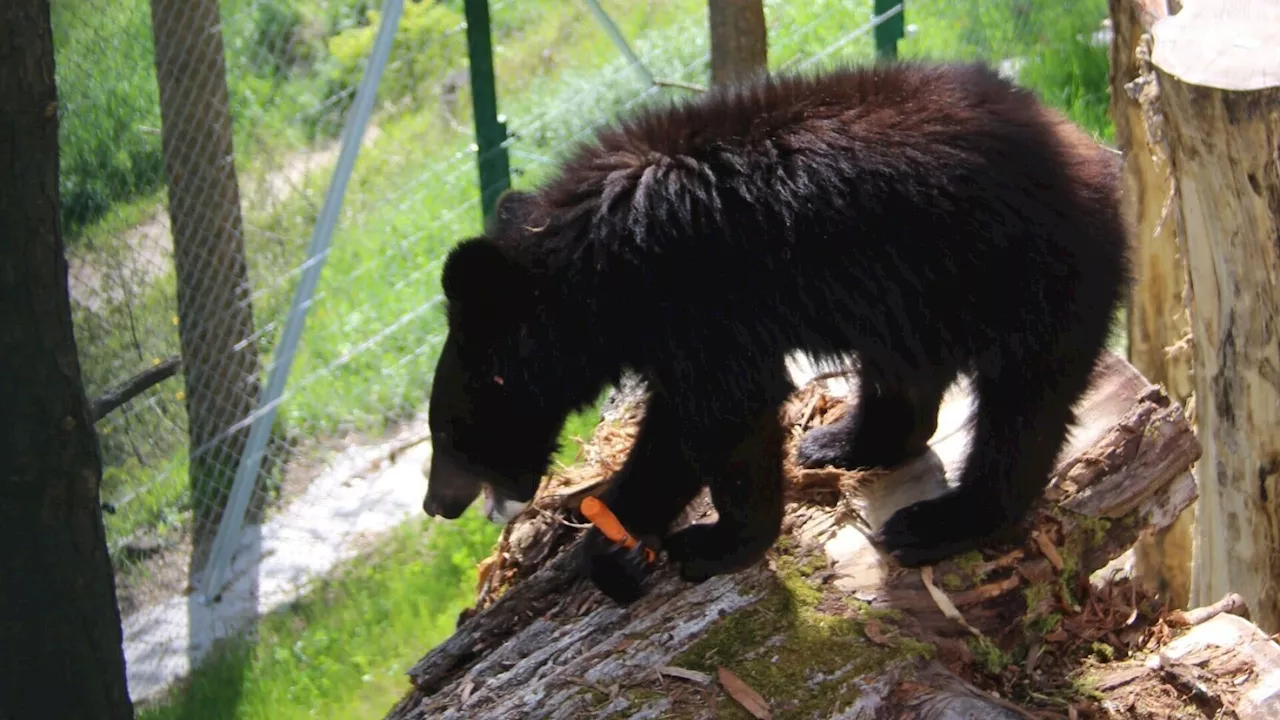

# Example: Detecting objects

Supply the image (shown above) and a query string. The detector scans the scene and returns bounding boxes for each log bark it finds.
[1108,0,1195,612]
[1148,0,1280,634]
[0,2,135,717]
[708,0,768,87]
[385,352,1238,719]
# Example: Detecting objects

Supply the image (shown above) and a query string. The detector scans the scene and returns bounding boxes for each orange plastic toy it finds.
[579,496,656,564]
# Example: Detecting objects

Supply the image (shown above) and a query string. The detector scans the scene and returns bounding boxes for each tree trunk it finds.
[1110,0,1191,406]
[0,2,134,717]
[1107,0,1195,612]
[1148,0,1280,633]
[708,0,767,87]
[149,0,263,574]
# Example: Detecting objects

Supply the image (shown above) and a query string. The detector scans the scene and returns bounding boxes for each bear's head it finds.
[423,191,601,524]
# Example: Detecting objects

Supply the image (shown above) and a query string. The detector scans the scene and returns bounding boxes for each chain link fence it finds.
[53,0,1112,707]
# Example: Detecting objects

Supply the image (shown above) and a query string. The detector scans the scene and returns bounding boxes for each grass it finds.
[136,508,501,720]
[60,0,1119,715]
[900,0,1113,142]
[1019,29,1115,144]
[51,0,386,239]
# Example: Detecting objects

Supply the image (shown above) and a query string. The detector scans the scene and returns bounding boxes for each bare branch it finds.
[90,356,181,422]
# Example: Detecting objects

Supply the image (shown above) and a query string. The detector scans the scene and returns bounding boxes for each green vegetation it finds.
[53,0,366,236]
[52,0,164,236]
[671,548,934,718]
[136,508,500,720]
[968,633,1016,676]
[58,0,1118,716]
[902,0,1114,142]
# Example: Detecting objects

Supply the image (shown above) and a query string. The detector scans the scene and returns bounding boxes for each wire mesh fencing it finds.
[53,0,1113,705]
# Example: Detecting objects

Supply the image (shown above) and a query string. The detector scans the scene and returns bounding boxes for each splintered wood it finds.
[386,352,1280,720]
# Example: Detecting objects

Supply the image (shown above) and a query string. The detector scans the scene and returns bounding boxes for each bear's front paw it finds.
[663,524,772,584]
[872,491,1019,567]
[580,528,655,605]
[794,422,857,470]
[796,420,922,471]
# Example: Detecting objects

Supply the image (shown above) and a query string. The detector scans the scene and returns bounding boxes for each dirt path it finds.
[66,127,380,313]
[122,411,432,704]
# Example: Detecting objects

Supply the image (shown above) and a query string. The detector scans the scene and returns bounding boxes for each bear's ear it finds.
[441,237,533,319]
[488,189,538,235]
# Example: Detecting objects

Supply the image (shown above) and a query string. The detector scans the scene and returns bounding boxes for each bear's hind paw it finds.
[871,491,1023,567]
[664,523,774,584]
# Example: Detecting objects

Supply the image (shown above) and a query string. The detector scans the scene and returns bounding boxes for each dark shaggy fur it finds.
[423,60,1131,606]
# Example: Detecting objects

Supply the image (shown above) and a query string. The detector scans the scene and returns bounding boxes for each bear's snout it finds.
[423,451,483,519]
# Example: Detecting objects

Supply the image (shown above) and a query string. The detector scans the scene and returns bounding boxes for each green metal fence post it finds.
[464,0,511,223]
[873,0,905,60]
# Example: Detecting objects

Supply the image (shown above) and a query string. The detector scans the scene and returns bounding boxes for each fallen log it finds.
[386,352,1277,719]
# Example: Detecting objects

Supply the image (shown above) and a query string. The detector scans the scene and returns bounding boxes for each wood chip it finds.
[952,574,1023,607]
[1166,592,1249,627]
[795,392,822,429]
[1045,629,1069,643]
[973,549,1026,577]
[922,566,984,638]
[863,619,895,647]
[792,468,848,493]
[717,667,773,720]
[1025,641,1044,677]
[656,665,712,685]
[475,555,497,595]
[1032,530,1065,571]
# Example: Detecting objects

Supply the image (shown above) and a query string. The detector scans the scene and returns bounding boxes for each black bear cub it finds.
[423,61,1130,605]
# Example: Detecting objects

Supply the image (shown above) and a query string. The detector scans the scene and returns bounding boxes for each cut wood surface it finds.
[1149,0,1280,634]
[1149,0,1280,92]
[384,352,1280,719]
